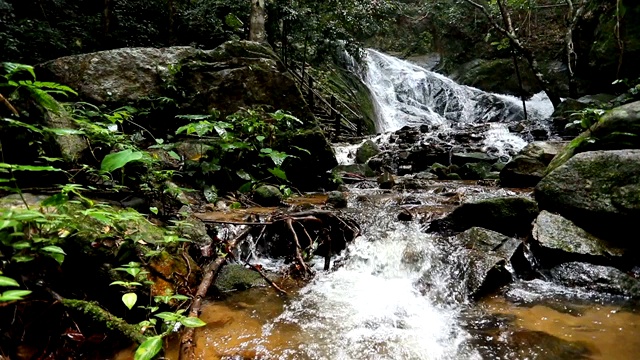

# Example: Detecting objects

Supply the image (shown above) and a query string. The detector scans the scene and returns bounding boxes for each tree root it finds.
[61,299,147,344]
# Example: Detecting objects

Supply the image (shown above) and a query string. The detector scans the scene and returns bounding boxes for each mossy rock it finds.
[253,185,283,206]
[547,101,640,173]
[355,140,381,164]
[215,264,265,291]
[428,196,539,237]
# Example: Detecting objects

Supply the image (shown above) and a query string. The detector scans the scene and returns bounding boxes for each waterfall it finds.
[363,49,554,134]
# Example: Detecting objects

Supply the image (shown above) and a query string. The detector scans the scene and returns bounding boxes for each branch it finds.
[178,227,252,360]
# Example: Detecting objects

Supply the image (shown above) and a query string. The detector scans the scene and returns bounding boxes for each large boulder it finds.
[428,196,539,237]
[38,40,313,123]
[355,139,380,164]
[455,227,523,297]
[547,101,640,173]
[531,211,625,267]
[549,262,640,297]
[536,150,640,244]
[500,141,567,188]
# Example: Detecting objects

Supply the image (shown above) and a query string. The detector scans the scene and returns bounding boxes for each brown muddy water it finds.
[115,183,640,360]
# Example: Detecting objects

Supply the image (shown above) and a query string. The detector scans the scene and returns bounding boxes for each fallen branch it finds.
[61,299,147,344]
[178,227,252,360]
[229,253,288,296]
[287,218,312,277]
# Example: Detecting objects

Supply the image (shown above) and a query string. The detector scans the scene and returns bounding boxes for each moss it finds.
[61,299,146,344]
[215,264,264,292]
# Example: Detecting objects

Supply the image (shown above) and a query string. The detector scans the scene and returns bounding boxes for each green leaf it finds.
[0,289,32,301]
[180,316,207,328]
[12,255,35,263]
[41,193,69,207]
[236,169,252,181]
[41,245,66,255]
[44,128,84,135]
[0,163,61,172]
[101,149,144,172]
[2,62,36,79]
[12,241,31,250]
[168,151,181,161]
[48,253,65,265]
[0,276,19,287]
[268,167,288,180]
[134,336,163,360]
[155,312,180,321]
[225,13,244,30]
[267,150,290,167]
[256,135,265,142]
[238,181,253,193]
[122,292,138,310]
[149,207,159,215]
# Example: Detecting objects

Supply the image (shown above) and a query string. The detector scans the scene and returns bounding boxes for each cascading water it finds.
[363,49,554,134]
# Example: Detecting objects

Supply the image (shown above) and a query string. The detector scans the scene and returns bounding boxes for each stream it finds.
[120,50,640,360]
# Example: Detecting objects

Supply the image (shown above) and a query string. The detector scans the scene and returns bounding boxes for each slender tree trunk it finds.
[464,0,562,108]
[102,0,113,37]
[168,0,176,45]
[564,0,587,97]
[249,0,267,43]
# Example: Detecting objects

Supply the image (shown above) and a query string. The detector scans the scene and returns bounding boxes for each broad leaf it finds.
[268,167,288,180]
[41,245,66,255]
[0,276,19,287]
[122,292,138,310]
[180,316,207,328]
[101,149,144,172]
[134,336,163,360]
[0,289,32,301]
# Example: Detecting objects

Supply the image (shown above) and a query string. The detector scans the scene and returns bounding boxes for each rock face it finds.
[549,262,640,297]
[455,227,523,297]
[38,40,313,123]
[500,141,566,188]
[428,196,539,237]
[355,139,381,164]
[531,211,625,266]
[252,185,283,206]
[547,101,640,173]
[535,150,640,243]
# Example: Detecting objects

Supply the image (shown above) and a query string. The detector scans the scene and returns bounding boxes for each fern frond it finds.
[27,87,62,114]
[30,81,78,96]
[1,63,35,80]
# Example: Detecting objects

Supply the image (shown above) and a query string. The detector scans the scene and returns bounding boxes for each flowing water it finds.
[119,51,640,359]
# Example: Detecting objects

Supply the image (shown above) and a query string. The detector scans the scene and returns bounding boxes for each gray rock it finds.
[253,185,283,206]
[377,170,395,189]
[456,227,522,297]
[355,139,381,164]
[327,191,347,208]
[215,264,265,291]
[332,163,375,178]
[532,211,624,261]
[549,262,640,297]
[500,141,566,188]
[451,152,495,166]
[535,150,640,243]
[428,196,539,236]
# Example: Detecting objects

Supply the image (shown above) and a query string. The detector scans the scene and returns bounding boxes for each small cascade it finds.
[363,49,553,134]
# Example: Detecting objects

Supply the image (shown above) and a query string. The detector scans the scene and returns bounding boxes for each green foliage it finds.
[177,108,305,191]
[134,336,163,360]
[567,108,606,131]
[101,149,145,173]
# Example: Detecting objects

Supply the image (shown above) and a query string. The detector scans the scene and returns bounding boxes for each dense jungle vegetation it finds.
[1,0,639,359]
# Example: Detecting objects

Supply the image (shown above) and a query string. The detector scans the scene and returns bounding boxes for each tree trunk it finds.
[564,0,587,97]
[249,0,267,43]
[168,0,176,45]
[102,0,113,37]
[464,0,562,109]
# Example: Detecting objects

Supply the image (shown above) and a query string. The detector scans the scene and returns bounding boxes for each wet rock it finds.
[548,101,640,173]
[355,139,381,164]
[428,196,539,237]
[451,152,495,166]
[252,185,283,206]
[147,250,200,298]
[500,141,567,188]
[397,208,413,221]
[377,170,395,189]
[326,191,348,208]
[457,227,523,296]
[532,211,624,266]
[283,129,338,191]
[460,162,492,180]
[489,330,591,360]
[535,150,640,243]
[332,164,375,178]
[549,262,640,297]
[215,264,264,291]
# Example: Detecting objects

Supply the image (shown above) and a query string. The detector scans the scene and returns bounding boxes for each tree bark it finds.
[464,0,562,108]
[564,0,587,97]
[249,0,267,43]
[102,0,113,37]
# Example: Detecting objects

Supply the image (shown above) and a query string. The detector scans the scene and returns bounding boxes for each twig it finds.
[228,252,288,296]
[286,218,311,277]
[178,227,252,360]
[0,93,19,117]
